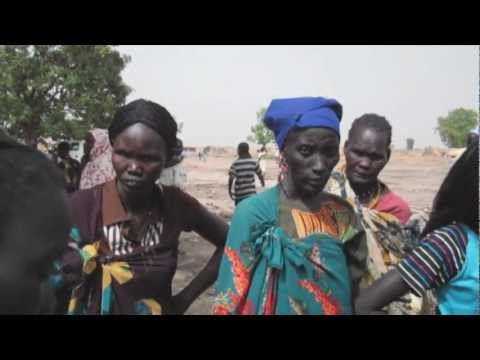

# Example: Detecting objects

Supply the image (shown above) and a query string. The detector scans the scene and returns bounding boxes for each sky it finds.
[119,45,479,148]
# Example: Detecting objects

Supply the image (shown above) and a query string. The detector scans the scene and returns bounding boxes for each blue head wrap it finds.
[263,97,343,149]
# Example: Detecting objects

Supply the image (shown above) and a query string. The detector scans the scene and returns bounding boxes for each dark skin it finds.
[280,128,368,301]
[281,127,340,209]
[344,128,390,205]
[354,270,410,314]
[112,123,227,314]
[228,150,265,200]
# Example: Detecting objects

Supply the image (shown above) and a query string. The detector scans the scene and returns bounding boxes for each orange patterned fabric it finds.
[291,201,349,239]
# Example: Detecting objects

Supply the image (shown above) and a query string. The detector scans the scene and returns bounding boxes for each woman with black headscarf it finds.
[51,99,228,315]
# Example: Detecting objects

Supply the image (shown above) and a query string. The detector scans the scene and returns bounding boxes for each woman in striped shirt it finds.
[355,143,479,315]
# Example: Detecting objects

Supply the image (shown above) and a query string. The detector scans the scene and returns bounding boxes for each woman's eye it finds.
[299,146,312,155]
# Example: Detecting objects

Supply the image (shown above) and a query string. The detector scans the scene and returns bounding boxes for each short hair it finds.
[238,142,250,155]
[349,114,392,147]
[108,99,178,161]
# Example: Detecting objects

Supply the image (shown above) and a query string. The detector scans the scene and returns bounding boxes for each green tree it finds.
[436,108,478,148]
[247,107,274,146]
[0,45,131,145]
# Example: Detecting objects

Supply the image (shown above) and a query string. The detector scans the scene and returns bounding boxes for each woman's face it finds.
[112,123,167,196]
[283,127,340,196]
[344,128,389,187]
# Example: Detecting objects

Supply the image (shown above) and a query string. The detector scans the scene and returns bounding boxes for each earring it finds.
[278,153,289,182]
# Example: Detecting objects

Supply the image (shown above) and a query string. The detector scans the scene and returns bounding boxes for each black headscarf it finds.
[108,99,179,161]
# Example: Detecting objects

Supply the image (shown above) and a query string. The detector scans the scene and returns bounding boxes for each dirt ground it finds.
[173,150,453,314]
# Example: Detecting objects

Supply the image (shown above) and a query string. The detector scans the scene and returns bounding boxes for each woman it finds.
[324,114,420,314]
[79,128,116,190]
[355,142,479,315]
[213,97,367,315]
[52,99,228,315]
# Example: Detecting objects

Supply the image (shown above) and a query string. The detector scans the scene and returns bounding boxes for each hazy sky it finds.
[119,45,479,148]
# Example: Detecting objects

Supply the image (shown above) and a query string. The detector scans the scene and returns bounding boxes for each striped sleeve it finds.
[229,162,236,177]
[396,224,468,297]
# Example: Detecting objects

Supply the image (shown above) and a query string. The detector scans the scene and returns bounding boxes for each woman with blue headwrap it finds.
[213,97,368,315]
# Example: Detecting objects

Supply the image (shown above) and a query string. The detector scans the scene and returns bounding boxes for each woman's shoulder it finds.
[161,185,196,201]
[242,186,279,205]
[233,187,280,219]
[160,186,205,215]
[425,223,471,248]
[69,183,103,209]
[415,223,472,266]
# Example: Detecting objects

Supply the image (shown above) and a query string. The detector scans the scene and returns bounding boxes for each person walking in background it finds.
[228,142,265,206]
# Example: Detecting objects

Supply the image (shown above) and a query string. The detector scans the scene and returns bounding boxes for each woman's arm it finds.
[355,223,469,314]
[343,229,368,299]
[171,205,228,314]
[354,269,410,314]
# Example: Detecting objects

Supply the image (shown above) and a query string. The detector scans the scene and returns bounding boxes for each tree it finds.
[406,138,415,150]
[436,108,478,148]
[247,107,274,146]
[0,45,131,145]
